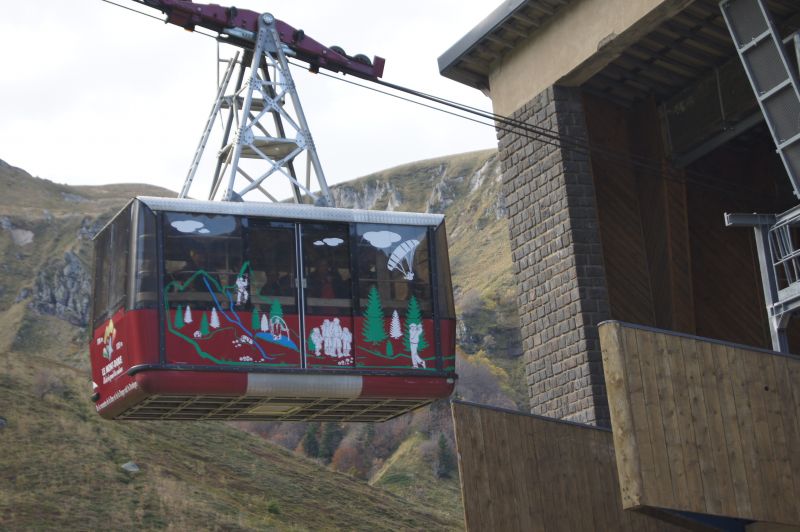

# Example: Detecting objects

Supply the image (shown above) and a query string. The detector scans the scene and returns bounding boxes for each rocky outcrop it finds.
[78,216,105,241]
[330,180,402,211]
[30,251,92,327]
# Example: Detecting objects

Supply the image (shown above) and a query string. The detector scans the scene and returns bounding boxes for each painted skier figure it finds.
[310,327,323,357]
[409,323,425,368]
[341,327,352,357]
[235,274,249,306]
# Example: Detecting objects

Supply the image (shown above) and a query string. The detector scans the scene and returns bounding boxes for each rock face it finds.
[31,251,92,327]
[330,180,403,211]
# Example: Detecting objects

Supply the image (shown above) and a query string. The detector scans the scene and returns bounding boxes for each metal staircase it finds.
[721,0,800,199]
[721,0,800,351]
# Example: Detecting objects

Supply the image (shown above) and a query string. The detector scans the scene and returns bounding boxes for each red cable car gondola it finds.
[89,197,456,421]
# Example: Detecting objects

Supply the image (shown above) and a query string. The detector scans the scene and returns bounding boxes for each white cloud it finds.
[362,231,401,248]
[171,220,206,233]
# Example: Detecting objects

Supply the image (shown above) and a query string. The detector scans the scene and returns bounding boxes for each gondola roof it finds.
[136,196,445,227]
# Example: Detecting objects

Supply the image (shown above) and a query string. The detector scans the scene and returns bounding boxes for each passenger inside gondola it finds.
[308,259,345,299]
[173,247,220,290]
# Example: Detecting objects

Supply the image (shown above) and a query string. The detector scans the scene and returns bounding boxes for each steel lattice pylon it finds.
[181,13,333,205]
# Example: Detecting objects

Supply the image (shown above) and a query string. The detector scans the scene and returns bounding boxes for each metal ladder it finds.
[179,13,333,205]
[721,0,800,351]
[720,0,800,199]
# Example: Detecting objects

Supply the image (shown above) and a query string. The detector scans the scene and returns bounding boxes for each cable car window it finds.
[302,224,352,315]
[133,203,158,309]
[92,228,111,328]
[434,223,455,319]
[356,224,432,317]
[91,204,132,329]
[163,213,243,310]
[108,206,131,312]
[249,221,297,315]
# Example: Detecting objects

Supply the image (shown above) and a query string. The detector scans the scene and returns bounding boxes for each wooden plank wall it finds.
[600,321,800,525]
[583,92,796,349]
[451,401,686,532]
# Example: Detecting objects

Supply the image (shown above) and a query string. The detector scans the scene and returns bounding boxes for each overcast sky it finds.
[1,1,498,198]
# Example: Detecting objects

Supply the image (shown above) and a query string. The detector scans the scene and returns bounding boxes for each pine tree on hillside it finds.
[362,286,386,344]
[175,305,185,329]
[302,424,320,458]
[261,314,270,332]
[251,308,260,331]
[403,296,429,352]
[200,313,210,336]
[210,307,220,329]
[435,433,455,479]
[320,423,344,464]
[184,305,193,324]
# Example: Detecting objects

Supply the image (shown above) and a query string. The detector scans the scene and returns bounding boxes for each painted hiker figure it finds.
[235,273,249,306]
[409,323,425,368]
[310,327,323,357]
[322,319,333,357]
[341,327,352,357]
[331,318,343,357]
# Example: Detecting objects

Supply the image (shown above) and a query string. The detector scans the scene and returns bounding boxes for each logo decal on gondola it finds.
[101,319,117,360]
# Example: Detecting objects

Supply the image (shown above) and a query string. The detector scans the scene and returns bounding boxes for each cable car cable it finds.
[301,64,775,198]
[101,0,780,199]
[99,0,219,39]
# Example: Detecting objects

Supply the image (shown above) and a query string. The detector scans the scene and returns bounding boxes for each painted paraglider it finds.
[387,239,420,280]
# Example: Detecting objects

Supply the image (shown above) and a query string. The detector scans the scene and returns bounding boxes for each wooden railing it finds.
[600,321,800,526]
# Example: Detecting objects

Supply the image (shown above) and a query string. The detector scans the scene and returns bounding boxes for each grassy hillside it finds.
[1,330,460,531]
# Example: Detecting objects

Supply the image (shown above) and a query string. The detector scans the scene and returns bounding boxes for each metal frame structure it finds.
[725,209,800,352]
[181,13,332,205]
[720,0,800,199]
[721,0,800,351]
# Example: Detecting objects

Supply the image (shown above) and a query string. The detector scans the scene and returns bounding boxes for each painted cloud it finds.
[362,231,402,249]
[171,220,206,233]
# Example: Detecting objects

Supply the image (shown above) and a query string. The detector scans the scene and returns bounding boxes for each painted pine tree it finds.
[175,305,185,329]
[269,298,283,320]
[260,314,270,332]
[307,334,317,355]
[200,313,210,336]
[251,308,260,331]
[403,295,429,352]
[390,310,402,339]
[210,307,220,329]
[184,305,193,324]
[362,285,386,344]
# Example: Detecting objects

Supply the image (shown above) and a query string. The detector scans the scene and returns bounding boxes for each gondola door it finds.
[247,221,302,367]
[300,223,355,368]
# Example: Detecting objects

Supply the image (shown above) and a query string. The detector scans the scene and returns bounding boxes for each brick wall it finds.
[498,85,611,427]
